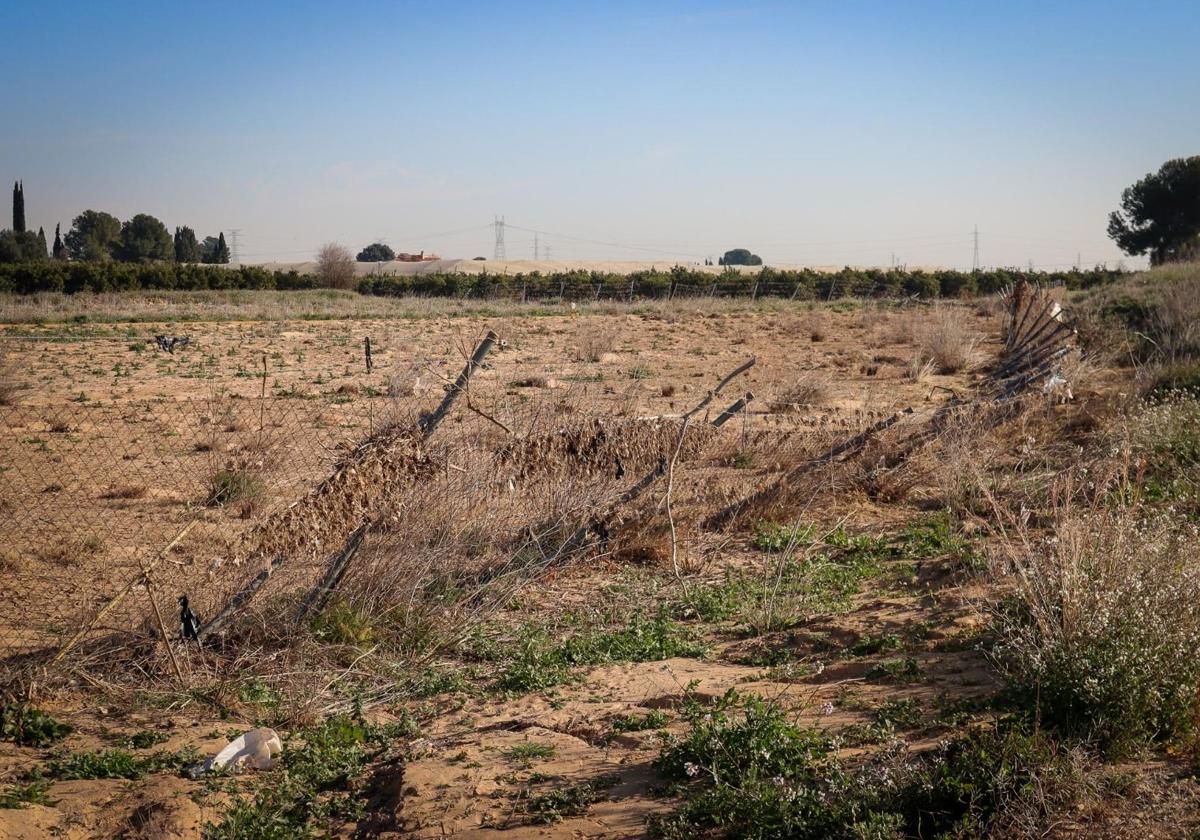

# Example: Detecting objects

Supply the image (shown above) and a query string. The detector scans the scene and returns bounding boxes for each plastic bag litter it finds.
[201,727,283,774]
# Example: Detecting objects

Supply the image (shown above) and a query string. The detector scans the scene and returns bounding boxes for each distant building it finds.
[395,250,440,262]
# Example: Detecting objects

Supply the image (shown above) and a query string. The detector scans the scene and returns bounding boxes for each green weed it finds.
[0,778,57,809]
[520,774,621,824]
[750,521,814,553]
[48,747,198,780]
[652,691,1079,840]
[0,704,72,747]
[503,742,557,764]
[495,613,705,694]
[203,714,408,839]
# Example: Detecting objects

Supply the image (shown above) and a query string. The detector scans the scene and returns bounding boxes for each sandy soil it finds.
[5,299,1194,839]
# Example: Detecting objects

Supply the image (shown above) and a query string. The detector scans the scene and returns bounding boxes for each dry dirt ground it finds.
[2,297,1196,839]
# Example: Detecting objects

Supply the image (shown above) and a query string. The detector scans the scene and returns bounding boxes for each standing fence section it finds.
[0,386,380,673]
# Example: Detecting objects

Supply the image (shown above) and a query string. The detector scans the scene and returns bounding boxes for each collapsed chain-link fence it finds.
[1,307,980,689]
[0,327,740,683]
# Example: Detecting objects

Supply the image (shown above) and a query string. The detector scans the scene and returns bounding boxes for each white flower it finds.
[819,701,835,716]
[684,762,700,777]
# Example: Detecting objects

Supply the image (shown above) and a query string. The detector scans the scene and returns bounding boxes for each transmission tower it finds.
[971,225,979,271]
[229,229,242,265]
[534,232,539,261]
[493,216,506,261]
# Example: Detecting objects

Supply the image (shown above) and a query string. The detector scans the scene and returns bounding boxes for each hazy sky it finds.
[3,1,1197,269]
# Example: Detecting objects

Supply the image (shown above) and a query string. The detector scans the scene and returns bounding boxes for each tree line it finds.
[0,260,1123,298]
[1,182,232,265]
[357,265,1123,300]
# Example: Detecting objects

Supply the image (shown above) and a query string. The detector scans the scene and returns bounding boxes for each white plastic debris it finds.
[206,727,283,773]
[1042,372,1073,402]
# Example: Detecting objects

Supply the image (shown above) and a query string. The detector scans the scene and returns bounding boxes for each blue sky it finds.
[2,1,1197,268]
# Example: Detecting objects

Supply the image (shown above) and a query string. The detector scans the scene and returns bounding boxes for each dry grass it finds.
[101,484,148,500]
[903,354,935,383]
[573,325,617,363]
[769,373,830,412]
[993,502,1200,755]
[805,311,828,342]
[1149,271,1200,363]
[917,307,977,373]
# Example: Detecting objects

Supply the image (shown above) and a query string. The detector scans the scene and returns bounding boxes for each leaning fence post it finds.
[419,331,498,438]
[712,392,754,427]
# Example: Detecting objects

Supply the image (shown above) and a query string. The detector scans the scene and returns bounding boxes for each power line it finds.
[228,229,242,266]
[971,225,979,272]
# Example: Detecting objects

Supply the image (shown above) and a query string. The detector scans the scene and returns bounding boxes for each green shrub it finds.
[494,613,705,694]
[750,521,813,553]
[0,704,72,747]
[206,469,265,507]
[652,691,1080,839]
[993,509,1200,756]
[0,778,57,809]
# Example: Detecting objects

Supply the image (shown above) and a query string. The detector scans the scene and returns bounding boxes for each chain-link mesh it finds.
[0,391,386,667]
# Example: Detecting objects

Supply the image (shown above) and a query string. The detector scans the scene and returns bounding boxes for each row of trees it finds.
[52,210,231,264]
[0,261,320,294]
[358,264,1124,301]
[0,260,1123,298]
[1,182,233,265]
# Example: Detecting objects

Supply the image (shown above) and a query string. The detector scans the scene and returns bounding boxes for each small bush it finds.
[652,690,1082,839]
[993,509,1200,756]
[206,468,265,507]
[917,307,976,373]
[0,704,72,747]
[521,774,620,824]
[768,374,828,412]
[311,598,375,648]
[574,327,616,363]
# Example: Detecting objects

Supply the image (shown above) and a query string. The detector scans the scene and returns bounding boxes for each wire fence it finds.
[0,325,745,684]
[0,388,393,672]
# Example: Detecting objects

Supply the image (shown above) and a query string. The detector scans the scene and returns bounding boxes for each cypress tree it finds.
[37,226,47,257]
[53,223,66,260]
[12,181,25,233]
[216,231,230,264]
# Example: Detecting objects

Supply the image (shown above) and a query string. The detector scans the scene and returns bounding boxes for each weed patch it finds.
[993,509,1200,757]
[520,774,621,824]
[0,704,72,747]
[495,613,705,694]
[203,714,408,839]
[0,778,57,809]
[652,691,1082,839]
